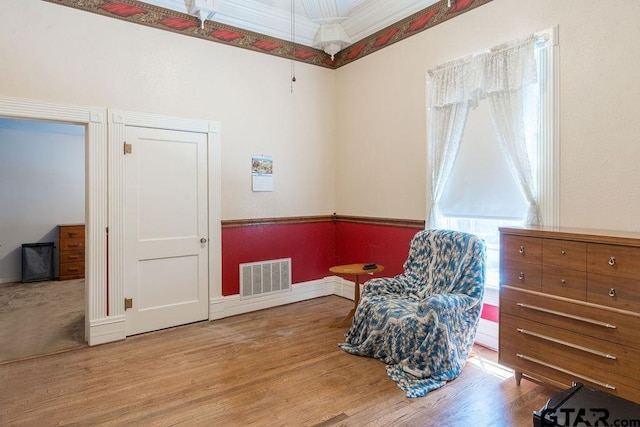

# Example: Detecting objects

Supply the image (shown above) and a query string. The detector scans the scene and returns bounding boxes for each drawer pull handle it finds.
[68,255,79,260]
[68,232,79,237]
[516,354,616,390]
[518,272,525,281]
[516,328,617,360]
[561,250,566,255]
[67,268,79,272]
[560,279,566,284]
[68,243,80,248]
[609,288,616,297]
[516,303,617,329]
[608,256,616,266]
[519,246,525,255]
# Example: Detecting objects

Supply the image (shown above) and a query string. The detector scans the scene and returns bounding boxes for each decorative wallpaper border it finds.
[43,0,493,69]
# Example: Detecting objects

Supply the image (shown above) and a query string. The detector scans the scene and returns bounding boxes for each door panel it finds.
[124,126,208,336]
[138,256,200,309]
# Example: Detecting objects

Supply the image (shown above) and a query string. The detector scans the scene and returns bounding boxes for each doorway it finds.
[0,98,221,347]
[0,117,86,362]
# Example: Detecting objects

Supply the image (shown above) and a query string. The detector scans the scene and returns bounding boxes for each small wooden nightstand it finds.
[58,224,85,281]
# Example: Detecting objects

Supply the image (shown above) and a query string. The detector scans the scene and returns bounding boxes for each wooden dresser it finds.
[58,224,85,281]
[499,226,640,403]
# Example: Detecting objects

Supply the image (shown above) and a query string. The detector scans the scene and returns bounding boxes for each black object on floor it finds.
[21,242,55,283]
[533,383,640,427]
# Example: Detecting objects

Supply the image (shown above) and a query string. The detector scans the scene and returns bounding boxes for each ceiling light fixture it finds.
[312,22,351,61]
[305,0,351,61]
[187,0,217,29]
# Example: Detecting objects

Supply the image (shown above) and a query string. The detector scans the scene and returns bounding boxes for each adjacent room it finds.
[1,0,640,425]
[0,118,86,362]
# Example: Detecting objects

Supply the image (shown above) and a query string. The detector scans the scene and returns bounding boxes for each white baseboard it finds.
[85,276,500,350]
[209,277,337,320]
[475,317,498,350]
[332,276,358,300]
[88,316,126,346]
[208,276,499,351]
[87,277,341,346]
[483,286,499,306]
[0,276,21,284]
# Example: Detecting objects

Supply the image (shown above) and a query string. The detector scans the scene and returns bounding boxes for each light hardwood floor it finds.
[0,296,555,426]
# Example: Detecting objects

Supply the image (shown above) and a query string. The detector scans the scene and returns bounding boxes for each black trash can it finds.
[21,242,55,283]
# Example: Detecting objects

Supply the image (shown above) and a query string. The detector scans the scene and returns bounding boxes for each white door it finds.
[124,126,208,336]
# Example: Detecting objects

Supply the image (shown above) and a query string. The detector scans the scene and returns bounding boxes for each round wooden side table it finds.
[329,263,384,327]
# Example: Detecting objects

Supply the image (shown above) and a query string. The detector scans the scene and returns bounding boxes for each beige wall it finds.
[4,0,640,232]
[335,0,640,232]
[0,0,336,220]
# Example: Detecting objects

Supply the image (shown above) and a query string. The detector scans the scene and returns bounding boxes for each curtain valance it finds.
[427,35,538,108]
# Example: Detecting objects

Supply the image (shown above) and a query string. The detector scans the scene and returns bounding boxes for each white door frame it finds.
[108,110,221,341]
[0,95,108,345]
[0,98,221,345]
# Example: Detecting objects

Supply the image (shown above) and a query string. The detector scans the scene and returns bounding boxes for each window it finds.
[427,28,558,289]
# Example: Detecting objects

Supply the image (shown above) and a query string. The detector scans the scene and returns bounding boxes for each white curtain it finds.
[427,101,469,228]
[426,58,475,228]
[426,34,540,228]
[485,37,541,224]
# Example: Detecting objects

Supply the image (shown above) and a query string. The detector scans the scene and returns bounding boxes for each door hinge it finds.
[124,142,132,155]
[124,298,133,310]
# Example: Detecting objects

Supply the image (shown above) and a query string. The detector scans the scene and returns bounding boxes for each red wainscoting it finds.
[221,220,336,296]
[221,216,497,325]
[334,221,423,278]
[481,301,499,323]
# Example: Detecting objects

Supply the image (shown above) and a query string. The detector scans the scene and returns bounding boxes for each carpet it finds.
[0,279,85,363]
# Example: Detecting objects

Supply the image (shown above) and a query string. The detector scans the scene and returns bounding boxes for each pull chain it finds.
[290,0,296,93]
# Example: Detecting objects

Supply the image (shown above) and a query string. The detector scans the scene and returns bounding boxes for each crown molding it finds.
[42,0,494,69]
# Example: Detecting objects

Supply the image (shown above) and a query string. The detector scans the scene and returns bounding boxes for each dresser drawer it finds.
[499,227,640,403]
[587,243,640,280]
[59,225,85,239]
[588,273,640,313]
[500,286,640,348]
[500,314,640,392]
[500,313,640,401]
[501,262,541,291]
[503,235,542,264]
[59,238,85,252]
[59,262,85,278]
[59,250,85,264]
[542,239,586,270]
[542,266,586,301]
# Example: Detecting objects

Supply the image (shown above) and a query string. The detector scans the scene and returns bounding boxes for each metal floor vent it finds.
[240,258,291,298]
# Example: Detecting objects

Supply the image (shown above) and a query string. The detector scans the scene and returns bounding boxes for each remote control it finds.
[363,263,377,270]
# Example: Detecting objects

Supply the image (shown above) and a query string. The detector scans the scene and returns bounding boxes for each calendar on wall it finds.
[251,155,273,192]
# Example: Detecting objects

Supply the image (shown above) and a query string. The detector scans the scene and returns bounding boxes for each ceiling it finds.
[138,0,440,48]
[44,0,493,68]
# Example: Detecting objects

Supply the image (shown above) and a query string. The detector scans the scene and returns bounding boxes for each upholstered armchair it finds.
[339,229,486,397]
